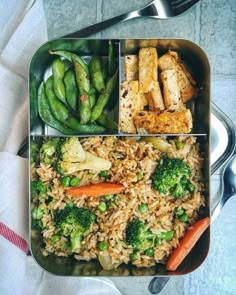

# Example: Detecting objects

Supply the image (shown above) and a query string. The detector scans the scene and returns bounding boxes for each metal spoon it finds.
[149,153,236,294]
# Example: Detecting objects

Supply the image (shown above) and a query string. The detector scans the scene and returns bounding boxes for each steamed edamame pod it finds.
[38,82,77,135]
[89,56,105,93]
[89,85,97,109]
[91,68,118,122]
[52,58,66,103]
[64,69,78,112]
[73,57,91,124]
[45,76,105,134]
[96,113,118,130]
[49,50,89,75]
[108,40,116,76]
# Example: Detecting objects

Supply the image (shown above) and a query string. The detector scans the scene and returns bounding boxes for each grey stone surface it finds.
[42,0,236,294]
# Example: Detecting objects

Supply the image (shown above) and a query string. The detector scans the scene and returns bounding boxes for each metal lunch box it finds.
[29,38,211,276]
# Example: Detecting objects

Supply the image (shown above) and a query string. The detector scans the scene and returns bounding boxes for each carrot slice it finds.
[166,217,210,271]
[66,182,125,197]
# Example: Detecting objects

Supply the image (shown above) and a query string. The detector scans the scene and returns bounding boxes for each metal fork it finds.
[63,0,200,38]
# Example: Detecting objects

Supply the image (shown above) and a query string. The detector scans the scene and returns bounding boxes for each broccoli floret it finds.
[31,206,44,230]
[152,155,194,198]
[54,205,96,253]
[125,219,156,251]
[55,138,86,174]
[125,219,174,252]
[55,137,111,175]
[40,138,60,164]
[30,142,40,164]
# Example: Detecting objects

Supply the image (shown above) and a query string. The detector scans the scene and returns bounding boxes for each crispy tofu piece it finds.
[159,50,197,103]
[139,48,158,106]
[160,69,180,111]
[120,80,142,133]
[138,39,159,48]
[144,81,165,112]
[134,109,193,134]
[124,55,139,81]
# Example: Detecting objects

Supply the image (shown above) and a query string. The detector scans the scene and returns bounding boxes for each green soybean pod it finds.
[89,56,105,93]
[73,57,91,124]
[90,68,118,122]
[96,113,118,131]
[89,85,97,109]
[64,69,78,112]
[108,40,116,76]
[52,58,66,103]
[38,81,77,135]
[49,50,89,75]
[45,76,105,134]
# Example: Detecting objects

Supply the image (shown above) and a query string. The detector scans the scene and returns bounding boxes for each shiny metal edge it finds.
[211,102,236,174]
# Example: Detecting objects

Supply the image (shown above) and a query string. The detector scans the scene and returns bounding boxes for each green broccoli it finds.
[31,206,44,230]
[125,219,174,252]
[152,155,195,198]
[54,205,96,253]
[55,137,111,175]
[40,138,60,164]
[30,142,40,164]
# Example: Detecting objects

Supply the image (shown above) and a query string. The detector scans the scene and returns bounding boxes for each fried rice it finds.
[31,136,205,269]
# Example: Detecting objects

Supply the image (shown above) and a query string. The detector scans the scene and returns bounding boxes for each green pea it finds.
[99,170,108,178]
[90,213,97,221]
[130,252,138,261]
[51,234,60,244]
[98,202,107,212]
[161,231,174,241]
[37,181,47,194]
[136,172,143,181]
[62,241,70,250]
[188,183,195,193]
[61,176,71,187]
[145,248,154,257]
[176,140,184,150]
[98,241,107,251]
[154,237,161,246]
[70,177,80,187]
[138,203,148,213]
[105,194,114,201]
[179,213,189,223]
[31,207,44,220]
[174,207,185,216]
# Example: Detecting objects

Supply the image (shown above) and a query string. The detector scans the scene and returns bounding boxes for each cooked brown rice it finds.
[31,136,205,269]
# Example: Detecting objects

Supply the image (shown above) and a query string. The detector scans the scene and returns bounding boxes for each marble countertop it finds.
[41,1,236,294]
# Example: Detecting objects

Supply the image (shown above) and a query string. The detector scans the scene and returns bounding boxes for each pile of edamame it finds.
[38,40,118,135]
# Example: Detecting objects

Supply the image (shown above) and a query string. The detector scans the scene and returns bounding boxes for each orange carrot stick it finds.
[66,182,125,197]
[166,217,210,271]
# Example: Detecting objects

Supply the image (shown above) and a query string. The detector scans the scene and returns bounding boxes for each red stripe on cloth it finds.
[0,222,28,255]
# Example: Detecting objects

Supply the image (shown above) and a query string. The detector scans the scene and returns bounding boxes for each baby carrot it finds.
[66,182,125,197]
[166,217,210,271]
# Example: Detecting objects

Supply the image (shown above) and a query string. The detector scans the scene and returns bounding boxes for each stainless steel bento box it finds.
[29,38,211,276]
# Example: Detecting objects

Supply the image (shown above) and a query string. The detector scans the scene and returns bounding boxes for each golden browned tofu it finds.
[124,55,139,81]
[159,50,197,103]
[160,69,180,111]
[139,47,158,92]
[134,109,193,134]
[120,80,142,133]
[144,81,165,112]
[138,39,159,48]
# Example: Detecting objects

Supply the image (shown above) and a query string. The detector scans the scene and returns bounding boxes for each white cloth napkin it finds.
[0,1,121,294]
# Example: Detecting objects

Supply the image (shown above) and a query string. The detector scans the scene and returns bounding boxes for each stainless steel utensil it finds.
[211,153,236,222]
[63,0,200,38]
[149,152,236,294]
